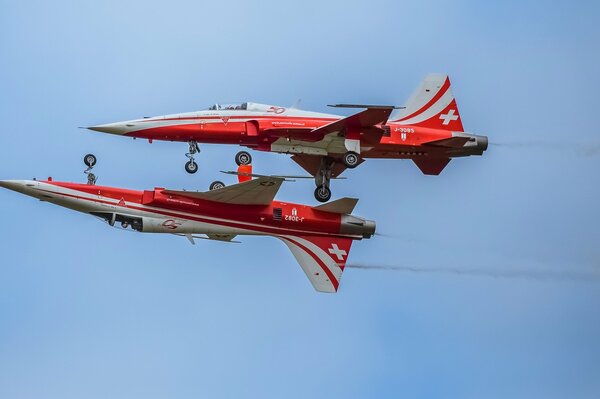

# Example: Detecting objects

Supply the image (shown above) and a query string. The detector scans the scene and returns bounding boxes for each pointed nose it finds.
[87,122,132,135]
[0,180,27,193]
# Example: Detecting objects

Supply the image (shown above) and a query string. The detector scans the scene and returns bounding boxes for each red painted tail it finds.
[392,74,464,132]
[278,235,353,293]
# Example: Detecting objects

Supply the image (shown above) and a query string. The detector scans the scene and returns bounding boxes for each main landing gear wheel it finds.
[314,185,332,203]
[84,154,97,167]
[342,151,361,169]
[235,151,252,166]
[209,181,225,190]
[185,160,198,174]
[185,141,200,173]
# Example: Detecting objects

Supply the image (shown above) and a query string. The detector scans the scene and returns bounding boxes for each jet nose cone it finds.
[0,180,26,193]
[87,122,131,135]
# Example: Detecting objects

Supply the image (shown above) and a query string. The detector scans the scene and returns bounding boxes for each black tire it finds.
[209,181,226,190]
[314,185,332,203]
[185,160,198,174]
[342,151,361,169]
[235,151,252,166]
[84,153,97,167]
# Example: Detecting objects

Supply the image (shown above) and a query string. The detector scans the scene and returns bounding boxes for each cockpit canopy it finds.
[207,102,248,111]
[204,102,282,112]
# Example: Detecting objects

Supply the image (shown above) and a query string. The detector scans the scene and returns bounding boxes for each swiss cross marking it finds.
[439,109,458,125]
[328,243,347,261]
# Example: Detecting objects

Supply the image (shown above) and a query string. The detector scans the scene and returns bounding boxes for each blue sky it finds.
[1,0,599,398]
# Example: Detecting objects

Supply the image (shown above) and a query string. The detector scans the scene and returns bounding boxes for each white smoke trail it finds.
[491,141,600,157]
[347,263,600,282]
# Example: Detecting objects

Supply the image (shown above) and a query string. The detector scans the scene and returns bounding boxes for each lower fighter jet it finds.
[0,158,375,293]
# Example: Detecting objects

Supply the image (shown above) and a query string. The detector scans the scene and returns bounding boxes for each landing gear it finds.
[184,141,200,174]
[314,185,331,202]
[83,153,97,185]
[235,151,252,166]
[342,151,361,168]
[185,160,198,174]
[209,181,225,190]
[314,157,334,202]
[84,154,97,168]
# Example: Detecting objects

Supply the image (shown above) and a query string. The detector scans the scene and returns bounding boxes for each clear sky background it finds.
[1,0,599,398]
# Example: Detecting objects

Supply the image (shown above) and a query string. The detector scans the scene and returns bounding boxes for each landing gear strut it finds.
[185,141,200,174]
[83,153,97,185]
[314,157,334,202]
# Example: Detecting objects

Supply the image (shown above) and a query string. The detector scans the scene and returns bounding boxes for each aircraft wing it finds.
[163,176,283,205]
[311,107,394,139]
[291,154,349,178]
[278,235,353,293]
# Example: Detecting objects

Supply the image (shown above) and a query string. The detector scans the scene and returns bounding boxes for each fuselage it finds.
[88,102,488,159]
[0,179,375,239]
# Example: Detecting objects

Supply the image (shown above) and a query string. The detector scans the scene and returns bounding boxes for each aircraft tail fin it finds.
[278,235,353,293]
[392,74,464,132]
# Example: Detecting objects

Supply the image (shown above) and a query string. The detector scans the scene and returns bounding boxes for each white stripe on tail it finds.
[278,235,353,293]
[392,74,465,132]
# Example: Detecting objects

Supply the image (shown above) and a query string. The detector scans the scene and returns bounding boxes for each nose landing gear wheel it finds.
[185,160,198,174]
[209,181,225,190]
[235,151,252,166]
[84,154,97,167]
[314,185,331,203]
[342,151,361,169]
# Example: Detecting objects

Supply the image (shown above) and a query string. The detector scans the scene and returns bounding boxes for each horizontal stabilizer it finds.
[163,176,283,205]
[413,158,451,175]
[278,235,353,293]
[313,198,358,214]
[220,170,314,180]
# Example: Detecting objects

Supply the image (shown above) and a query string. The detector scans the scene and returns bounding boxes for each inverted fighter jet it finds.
[88,74,488,202]
[0,170,374,293]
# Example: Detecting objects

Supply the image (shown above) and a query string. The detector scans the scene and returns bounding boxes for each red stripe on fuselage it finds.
[139,115,338,123]
[38,186,353,239]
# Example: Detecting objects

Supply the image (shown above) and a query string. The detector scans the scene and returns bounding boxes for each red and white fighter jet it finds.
[88,74,488,202]
[0,171,374,293]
